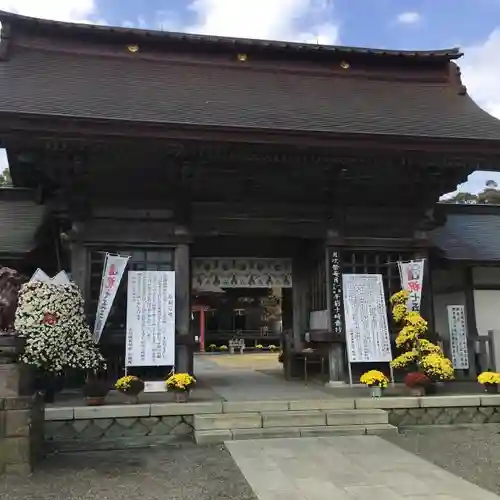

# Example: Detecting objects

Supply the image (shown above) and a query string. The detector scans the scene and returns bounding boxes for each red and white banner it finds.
[94,253,129,342]
[398,260,425,312]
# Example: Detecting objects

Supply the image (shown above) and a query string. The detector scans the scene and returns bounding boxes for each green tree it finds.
[442,179,500,205]
[0,169,12,187]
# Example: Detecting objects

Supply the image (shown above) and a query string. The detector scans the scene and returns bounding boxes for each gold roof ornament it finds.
[237,53,248,62]
[340,60,350,69]
[127,44,139,53]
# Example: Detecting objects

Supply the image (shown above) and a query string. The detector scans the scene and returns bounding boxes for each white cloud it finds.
[460,28,500,119]
[186,0,339,44]
[396,11,421,25]
[0,0,97,23]
[0,149,7,174]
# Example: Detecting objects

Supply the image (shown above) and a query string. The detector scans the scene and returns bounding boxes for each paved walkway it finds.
[226,436,500,500]
[195,355,332,401]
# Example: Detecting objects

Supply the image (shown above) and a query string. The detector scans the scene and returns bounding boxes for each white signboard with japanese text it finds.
[94,254,129,342]
[126,271,175,367]
[398,260,425,312]
[447,305,469,370]
[342,274,393,363]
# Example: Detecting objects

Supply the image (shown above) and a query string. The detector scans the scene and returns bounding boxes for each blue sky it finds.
[1,0,500,195]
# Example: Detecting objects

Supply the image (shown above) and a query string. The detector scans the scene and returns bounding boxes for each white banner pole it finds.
[93,253,130,342]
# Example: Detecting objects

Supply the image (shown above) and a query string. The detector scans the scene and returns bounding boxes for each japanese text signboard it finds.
[398,260,425,312]
[93,254,129,342]
[447,305,469,370]
[126,271,175,367]
[342,274,392,363]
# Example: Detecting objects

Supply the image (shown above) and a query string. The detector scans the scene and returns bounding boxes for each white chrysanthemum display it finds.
[14,281,105,373]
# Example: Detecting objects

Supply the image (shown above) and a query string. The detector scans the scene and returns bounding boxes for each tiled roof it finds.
[432,205,500,261]
[1,45,500,140]
[0,189,46,255]
[0,10,462,61]
[1,11,500,141]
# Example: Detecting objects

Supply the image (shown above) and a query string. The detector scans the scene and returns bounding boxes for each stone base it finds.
[0,394,44,475]
[324,381,347,388]
[0,364,33,397]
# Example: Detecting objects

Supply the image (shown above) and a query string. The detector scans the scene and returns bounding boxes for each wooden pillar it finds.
[199,308,205,353]
[326,248,345,384]
[69,222,89,303]
[292,247,308,352]
[175,243,192,373]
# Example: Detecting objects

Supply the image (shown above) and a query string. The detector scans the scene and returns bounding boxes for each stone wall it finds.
[45,415,193,451]
[388,406,500,426]
[354,394,500,427]
[0,394,44,475]
[44,402,223,451]
[43,394,500,451]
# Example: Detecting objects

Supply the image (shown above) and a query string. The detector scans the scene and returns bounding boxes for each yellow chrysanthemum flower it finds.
[360,370,389,388]
[418,339,443,355]
[391,349,418,369]
[392,303,407,323]
[165,372,196,391]
[478,371,500,385]
[390,290,409,306]
[395,325,419,348]
[421,354,454,381]
[405,312,428,334]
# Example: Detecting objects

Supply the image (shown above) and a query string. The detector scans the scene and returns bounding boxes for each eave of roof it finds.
[0,10,463,62]
[431,203,500,262]
[0,191,46,254]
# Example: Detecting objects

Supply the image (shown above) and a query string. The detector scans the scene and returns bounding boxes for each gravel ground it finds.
[0,444,257,500]
[386,426,500,496]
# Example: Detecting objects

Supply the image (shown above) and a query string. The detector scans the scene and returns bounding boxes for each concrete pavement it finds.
[226,435,500,500]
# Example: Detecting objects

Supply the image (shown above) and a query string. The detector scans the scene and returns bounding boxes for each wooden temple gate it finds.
[1,11,500,381]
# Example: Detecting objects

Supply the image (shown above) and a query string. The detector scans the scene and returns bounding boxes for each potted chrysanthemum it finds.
[360,370,389,398]
[115,375,145,404]
[14,281,105,402]
[478,371,500,393]
[404,372,431,397]
[83,378,109,406]
[165,372,196,403]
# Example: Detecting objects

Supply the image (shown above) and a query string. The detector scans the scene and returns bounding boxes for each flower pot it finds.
[485,384,498,394]
[35,372,62,403]
[370,386,382,398]
[174,391,189,403]
[123,393,140,404]
[85,396,106,406]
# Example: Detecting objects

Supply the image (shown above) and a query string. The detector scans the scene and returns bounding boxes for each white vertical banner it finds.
[447,305,469,369]
[126,271,176,367]
[398,260,425,312]
[93,253,129,342]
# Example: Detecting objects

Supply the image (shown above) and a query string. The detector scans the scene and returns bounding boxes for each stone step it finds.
[194,409,388,431]
[194,424,398,444]
[325,409,389,426]
[194,412,262,431]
